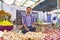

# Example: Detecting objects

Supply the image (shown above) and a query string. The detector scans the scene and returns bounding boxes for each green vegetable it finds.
[37,19,42,24]
[0,18,4,22]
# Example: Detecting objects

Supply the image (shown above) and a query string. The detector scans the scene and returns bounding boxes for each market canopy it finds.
[0,0,57,11]
[3,0,45,8]
[33,0,57,11]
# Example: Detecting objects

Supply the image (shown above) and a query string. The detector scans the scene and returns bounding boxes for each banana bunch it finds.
[0,20,13,26]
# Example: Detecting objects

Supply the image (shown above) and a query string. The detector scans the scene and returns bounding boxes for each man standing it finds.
[22,7,36,33]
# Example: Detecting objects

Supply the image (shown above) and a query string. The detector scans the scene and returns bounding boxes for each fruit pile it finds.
[0,10,11,18]
[3,30,23,40]
[25,32,47,40]
[44,29,60,40]
[1,29,60,40]
[0,20,13,26]
[0,10,6,17]
[3,30,47,40]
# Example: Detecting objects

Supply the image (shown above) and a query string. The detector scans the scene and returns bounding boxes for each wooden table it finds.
[35,23,51,32]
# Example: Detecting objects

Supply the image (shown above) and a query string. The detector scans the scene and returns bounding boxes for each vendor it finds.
[22,7,36,33]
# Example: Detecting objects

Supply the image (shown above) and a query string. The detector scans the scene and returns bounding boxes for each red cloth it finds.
[0,37,3,40]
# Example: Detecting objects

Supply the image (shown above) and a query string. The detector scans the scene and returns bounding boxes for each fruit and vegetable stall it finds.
[0,29,60,40]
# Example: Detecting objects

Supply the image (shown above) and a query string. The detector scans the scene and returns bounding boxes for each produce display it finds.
[0,10,11,23]
[25,32,47,40]
[58,24,60,29]
[37,19,42,24]
[0,18,4,22]
[0,20,13,26]
[0,10,6,17]
[0,29,60,40]
[0,10,11,18]
[44,29,60,40]
[2,30,47,40]
[0,10,13,31]
[0,20,13,31]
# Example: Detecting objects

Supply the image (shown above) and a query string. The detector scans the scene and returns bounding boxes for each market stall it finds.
[0,10,13,31]
[0,0,58,40]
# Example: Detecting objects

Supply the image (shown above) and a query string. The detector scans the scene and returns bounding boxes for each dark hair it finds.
[27,7,31,9]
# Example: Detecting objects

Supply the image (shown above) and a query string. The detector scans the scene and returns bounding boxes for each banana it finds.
[0,20,13,26]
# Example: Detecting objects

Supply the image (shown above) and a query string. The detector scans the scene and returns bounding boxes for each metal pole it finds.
[0,0,2,10]
[1,0,3,10]
[56,0,59,29]
[0,0,3,10]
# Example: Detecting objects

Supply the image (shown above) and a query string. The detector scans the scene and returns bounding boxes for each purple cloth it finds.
[0,26,13,31]
[22,14,35,27]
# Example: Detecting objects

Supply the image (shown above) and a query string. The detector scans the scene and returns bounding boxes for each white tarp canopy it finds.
[3,0,45,8]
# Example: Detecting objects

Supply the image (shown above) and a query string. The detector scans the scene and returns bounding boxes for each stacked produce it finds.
[0,10,11,22]
[25,32,47,40]
[44,29,60,40]
[0,10,11,18]
[0,10,6,17]
[3,31,47,40]
[1,28,60,40]
[37,19,42,24]
[0,10,12,26]
[0,20,13,26]
[3,30,23,40]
